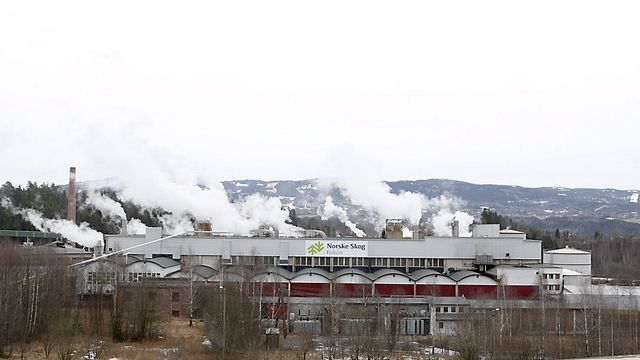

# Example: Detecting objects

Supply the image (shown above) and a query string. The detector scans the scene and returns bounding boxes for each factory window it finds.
[413,258,425,267]
[295,257,312,266]
[372,258,386,267]
[390,258,405,267]
[352,257,365,267]
[439,322,444,329]
[172,310,180,317]
[427,258,443,267]
[436,307,441,313]
[234,256,255,265]
[335,257,348,267]
[443,307,449,313]
[555,274,560,279]
[316,257,330,266]
[261,256,275,266]
[172,292,180,302]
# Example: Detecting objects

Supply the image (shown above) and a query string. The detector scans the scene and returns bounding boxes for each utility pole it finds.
[220,285,226,353]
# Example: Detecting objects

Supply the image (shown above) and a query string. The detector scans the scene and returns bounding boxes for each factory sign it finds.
[305,240,369,257]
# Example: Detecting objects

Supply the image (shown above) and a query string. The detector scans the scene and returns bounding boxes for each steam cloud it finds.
[317,178,425,229]
[84,188,127,220]
[431,209,474,237]
[105,165,305,236]
[77,127,473,237]
[126,218,147,235]
[1,199,103,247]
[318,196,366,237]
[317,178,475,236]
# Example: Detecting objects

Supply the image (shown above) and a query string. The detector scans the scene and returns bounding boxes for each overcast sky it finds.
[1,1,638,189]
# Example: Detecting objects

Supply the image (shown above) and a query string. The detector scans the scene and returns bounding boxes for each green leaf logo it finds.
[307,241,325,255]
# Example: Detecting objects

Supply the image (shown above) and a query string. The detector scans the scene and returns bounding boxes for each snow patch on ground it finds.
[265,182,278,193]
[297,183,317,191]
[233,182,249,187]
[631,193,639,203]
[423,346,460,356]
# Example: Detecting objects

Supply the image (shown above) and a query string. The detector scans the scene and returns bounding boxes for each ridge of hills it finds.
[222,179,640,236]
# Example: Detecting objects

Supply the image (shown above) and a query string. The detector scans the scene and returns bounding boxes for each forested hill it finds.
[2,178,640,237]
[223,179,640,236]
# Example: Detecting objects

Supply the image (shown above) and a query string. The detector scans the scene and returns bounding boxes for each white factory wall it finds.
[105,232,542,263]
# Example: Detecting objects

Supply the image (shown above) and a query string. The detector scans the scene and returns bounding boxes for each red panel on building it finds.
[258,282,289,297]
[415,284,456,297]
[374,284,414,297]
[290,283,330,297]
[502,285,538,300]
[458,285,497,299]
[333,284,373,298]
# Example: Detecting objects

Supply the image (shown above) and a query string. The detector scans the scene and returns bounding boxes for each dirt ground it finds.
[4,319,458,360]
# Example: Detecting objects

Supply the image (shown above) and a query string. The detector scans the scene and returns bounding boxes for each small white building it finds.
[543,246,591,275]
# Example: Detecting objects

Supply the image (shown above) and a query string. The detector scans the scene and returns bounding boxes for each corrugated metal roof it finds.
[192,264,217,278]
[448,270,481,282]
[372,268,410,279]
[332,268,376,281]
[499,229,525,234]
[254,267,293,280]
[291,267,332,280]
[408,269,443,281]
[0,230,62,239]
[145,257,180,268]
[545,247,590,255]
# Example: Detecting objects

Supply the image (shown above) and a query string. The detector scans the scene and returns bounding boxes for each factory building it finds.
[89,222,583,299]
[79,221,596,336]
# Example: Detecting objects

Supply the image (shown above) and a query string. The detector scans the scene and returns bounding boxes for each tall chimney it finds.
[452,220,460,237]
[67,167,77,224]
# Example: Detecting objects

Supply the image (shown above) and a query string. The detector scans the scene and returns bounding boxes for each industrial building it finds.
[75,220,600,336]
[92,223,558,299]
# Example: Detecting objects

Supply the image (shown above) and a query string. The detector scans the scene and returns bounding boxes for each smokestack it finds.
[120,218,128,235]
[67,167,77,224]
[195,219,213,237]
[452,220,459,237]
[412,225,421,240]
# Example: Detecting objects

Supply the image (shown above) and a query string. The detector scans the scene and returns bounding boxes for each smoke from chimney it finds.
[67,167,77,224]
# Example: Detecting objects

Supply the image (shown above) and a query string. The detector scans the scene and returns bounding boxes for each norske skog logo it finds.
[307,241,325,255]
[305,240,369,257]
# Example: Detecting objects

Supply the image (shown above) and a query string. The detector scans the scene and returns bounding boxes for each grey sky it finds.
[1,1,638,189]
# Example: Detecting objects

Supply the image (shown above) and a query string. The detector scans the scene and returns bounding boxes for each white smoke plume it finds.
[317,178,425,230]
[316,177,476,236]
[1,199,103,247]
[431,209,474,237]
[84,188,127,220]
[160,214,195,235]
[236,193,304,236]
[126,218,147,235]
[318,196,366,237]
